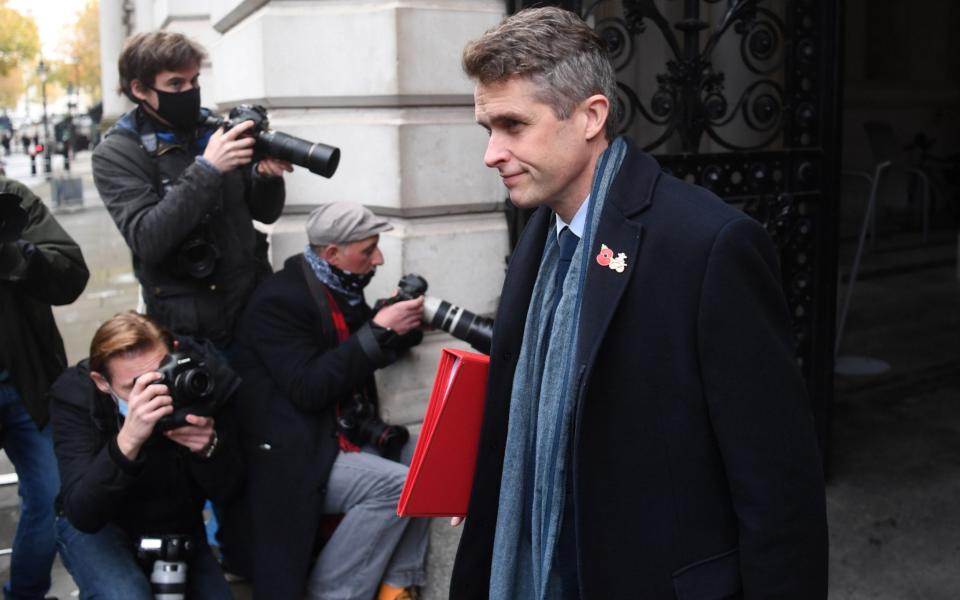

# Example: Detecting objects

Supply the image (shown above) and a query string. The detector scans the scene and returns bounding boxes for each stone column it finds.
[152,1,221,98]
[210,0,507,423]
[98,0,134,122]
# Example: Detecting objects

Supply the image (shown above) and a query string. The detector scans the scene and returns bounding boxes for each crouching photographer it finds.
[48,312,242,599]
[219,202,429,600]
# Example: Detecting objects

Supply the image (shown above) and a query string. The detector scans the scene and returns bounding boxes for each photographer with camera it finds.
[93,31,290,349]
[48,312,243,599]
[219,202,429,600]
[1,178,88,600]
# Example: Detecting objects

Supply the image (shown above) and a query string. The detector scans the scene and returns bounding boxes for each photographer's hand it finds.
[165,415,216,454]
[202,120,257,173]
[116,372,173,460]
[373,296,424,335]
[256,157,293,178]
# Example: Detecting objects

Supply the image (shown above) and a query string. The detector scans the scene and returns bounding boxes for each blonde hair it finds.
[89,312,173,376]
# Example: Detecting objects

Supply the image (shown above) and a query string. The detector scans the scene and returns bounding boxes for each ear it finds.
[130,79,151,103]
[581,94,610,142]
[319,244,341,266]
[89,370,112,395]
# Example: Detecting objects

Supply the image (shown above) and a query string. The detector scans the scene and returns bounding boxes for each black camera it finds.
[204,104,340,178]
[154,352,215,432]
[337,392,409,462]
[175,232,220,280]
[137,534,193,600]
[0,193,27,244]
[379,274,494,355]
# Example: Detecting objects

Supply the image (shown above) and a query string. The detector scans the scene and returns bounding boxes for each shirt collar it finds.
[555,195,590,240]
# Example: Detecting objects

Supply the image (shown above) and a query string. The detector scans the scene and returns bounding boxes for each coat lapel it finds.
[576,143,662,383]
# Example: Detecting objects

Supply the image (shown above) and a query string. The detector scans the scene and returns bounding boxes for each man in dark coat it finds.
[0,178,88,599]
[450,8,828,599]
[221,202,430,600]
[93,31,289,348]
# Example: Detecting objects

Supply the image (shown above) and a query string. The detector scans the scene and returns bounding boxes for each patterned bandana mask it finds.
[303,244,374,306]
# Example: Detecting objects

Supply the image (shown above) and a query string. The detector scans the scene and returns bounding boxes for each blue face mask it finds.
[108,388,129,418]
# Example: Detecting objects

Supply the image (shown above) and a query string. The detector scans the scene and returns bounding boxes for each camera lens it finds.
[181,369,213,400]
[256,130,340,178]
[422,296,493,355]
[176,236,219,280]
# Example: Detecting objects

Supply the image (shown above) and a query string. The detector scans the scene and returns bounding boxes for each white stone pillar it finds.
[153,1,221,105]
[98,0,134,122]
[210,0,507,420]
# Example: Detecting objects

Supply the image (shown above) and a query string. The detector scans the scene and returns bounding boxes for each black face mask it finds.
[147,86,201,132]
[330,263,376,293]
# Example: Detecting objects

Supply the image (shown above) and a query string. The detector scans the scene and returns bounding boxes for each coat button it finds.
[209,284,217,291]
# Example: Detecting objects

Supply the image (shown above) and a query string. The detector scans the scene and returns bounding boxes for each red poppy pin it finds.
[596,243,627,273]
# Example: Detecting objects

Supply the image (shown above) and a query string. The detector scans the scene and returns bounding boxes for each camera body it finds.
[337,392,409,462]
[204,104,340,178]
[136,533,193,564]
[0,192,27,243]
[154,352,215,432]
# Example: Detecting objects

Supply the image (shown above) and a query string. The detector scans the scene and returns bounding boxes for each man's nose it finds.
[372,248,384,266]
[483,133,509,169]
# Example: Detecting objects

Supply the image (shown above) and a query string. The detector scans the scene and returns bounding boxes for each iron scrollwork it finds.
[585,0,789,153]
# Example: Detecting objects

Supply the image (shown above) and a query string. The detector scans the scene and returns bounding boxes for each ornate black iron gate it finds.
[508,0,842,451]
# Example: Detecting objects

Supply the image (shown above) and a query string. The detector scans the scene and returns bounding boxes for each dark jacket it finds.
[0,177,89,427]
[92,108,285,347]
[48,337,243,540]
[220,254,408,600]
[450,141,828,599]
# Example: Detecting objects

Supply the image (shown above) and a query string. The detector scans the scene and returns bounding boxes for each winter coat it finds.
[450,140,828,599]
[92,108,285,347]
[0,176,88,427]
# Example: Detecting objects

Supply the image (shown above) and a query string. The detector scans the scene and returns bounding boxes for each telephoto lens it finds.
[203,105,340,178]
[150,560,187,600]
[422,297,493,355]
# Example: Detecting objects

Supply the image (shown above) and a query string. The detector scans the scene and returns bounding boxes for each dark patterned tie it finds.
[553,226,580,315]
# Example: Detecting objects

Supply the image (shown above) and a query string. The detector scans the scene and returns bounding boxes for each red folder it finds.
[398,348,489,517]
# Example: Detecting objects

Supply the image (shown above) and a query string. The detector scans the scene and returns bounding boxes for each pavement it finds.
[0,148,958,598]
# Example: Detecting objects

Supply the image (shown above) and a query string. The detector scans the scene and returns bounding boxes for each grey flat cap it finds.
[305,202,393,245]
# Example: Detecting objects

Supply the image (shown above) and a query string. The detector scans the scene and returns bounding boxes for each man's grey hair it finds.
[462,6,619,140]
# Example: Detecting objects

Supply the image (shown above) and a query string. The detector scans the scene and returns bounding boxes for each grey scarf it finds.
[490,138,628,599]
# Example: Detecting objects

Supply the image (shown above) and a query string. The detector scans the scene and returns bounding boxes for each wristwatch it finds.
[198,430,219,459]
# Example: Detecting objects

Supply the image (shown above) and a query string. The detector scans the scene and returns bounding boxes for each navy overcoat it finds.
[450,140,828,599]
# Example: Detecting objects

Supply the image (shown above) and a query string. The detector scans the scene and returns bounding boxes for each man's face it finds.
[328,235,384,275]
[131,63,201,112]
[475,76,600,214]
[91,342,168,401]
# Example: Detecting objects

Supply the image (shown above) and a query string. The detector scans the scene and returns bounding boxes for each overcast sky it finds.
[8,0,90,59]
